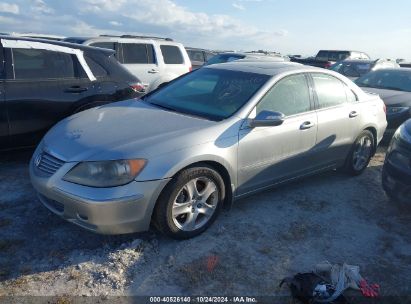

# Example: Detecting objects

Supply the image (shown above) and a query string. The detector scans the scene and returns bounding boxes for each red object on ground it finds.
[359,279,380,298]
[206,255,219,272]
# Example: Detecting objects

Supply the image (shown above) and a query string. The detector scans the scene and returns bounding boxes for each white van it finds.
[64,35,192,92]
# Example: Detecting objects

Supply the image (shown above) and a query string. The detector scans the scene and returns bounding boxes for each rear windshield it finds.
[143,67,270,121]
[205,54,246,66]
[355,69,411,92]
[317,51,350,61]
[330,62,373,78]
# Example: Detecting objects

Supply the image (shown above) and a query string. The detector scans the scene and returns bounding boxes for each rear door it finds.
[309,73,362,167]
[120,42,158,90]
[0,43,8,149]
[4,47,95,148]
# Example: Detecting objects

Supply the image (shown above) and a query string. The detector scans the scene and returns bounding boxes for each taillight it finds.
[189,66,193,72]
[130,82,145,93]
[383,103,387,114]
[324,62,332,69]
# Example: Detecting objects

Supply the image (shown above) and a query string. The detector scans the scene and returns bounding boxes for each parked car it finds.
[355,68,411,134]
[382,119,411,203]
[186,47,216,70]
[63,35,192,92]
[0,35,144,150]
[30,62,387,239]
[205,52,286,66]
[291,50,370,69]
[330,59,399,80]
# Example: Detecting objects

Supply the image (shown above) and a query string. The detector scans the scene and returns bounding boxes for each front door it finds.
[237,73,318,196]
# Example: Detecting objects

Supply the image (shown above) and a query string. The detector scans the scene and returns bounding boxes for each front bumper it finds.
[29,150,170,235]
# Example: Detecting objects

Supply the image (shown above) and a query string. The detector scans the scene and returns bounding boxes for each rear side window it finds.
[160,45,184,64]
[90,42,116,51]
[12,48,76,80]
[0,45,4,79]
[122,43,155,64]
[84,55,107,78]
[205,52,215,61]
[312,73,347,108]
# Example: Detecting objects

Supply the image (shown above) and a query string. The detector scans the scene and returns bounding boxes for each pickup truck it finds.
[290,50,370,69]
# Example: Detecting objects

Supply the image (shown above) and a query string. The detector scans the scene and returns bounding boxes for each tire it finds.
[343,130,375,176]
[153,165,225,239]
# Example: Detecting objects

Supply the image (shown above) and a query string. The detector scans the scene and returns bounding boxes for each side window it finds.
[312,73,347,108]
[12,48,76,80]
[122,43,155,64]
[187,50,204,63]
[160,45,184,64]
[84,55,107,78]
[90,42,116,51]
[205,52,215,61]
[256,74,311,116]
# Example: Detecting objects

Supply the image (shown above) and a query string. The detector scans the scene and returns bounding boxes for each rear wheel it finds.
[343,130,375,176]
[154,166,225,239]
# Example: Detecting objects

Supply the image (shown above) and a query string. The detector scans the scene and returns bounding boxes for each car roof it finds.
[204,61,325,76]
[0,35,115,55]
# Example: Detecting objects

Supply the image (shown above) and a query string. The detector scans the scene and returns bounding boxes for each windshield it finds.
[205,54,246,66]
[143,68,270,121]
[330,61,372,78]
[355,69,411,92]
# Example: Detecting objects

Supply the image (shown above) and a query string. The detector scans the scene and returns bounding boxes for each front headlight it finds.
[63,159,146,187]
[386,106,409,115]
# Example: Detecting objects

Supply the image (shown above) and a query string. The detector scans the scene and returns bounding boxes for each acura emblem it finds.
[34,153,42,167]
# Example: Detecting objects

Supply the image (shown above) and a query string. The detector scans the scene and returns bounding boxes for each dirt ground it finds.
[0,147,410,303]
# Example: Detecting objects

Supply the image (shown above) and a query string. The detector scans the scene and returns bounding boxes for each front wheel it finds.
[153,166,225,239]
[343,130,375,176]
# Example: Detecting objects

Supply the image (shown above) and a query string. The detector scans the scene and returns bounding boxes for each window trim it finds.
[250,72,315,119]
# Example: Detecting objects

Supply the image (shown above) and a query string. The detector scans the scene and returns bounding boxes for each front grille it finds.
[36,152,65,176]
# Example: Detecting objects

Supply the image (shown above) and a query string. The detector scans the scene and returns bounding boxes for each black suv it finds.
[0,36,144,150]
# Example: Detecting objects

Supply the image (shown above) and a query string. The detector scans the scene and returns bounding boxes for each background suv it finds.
[64,35,192,92]
[185,47,216,70]
[330,59,400,80]
[0,36,144,150]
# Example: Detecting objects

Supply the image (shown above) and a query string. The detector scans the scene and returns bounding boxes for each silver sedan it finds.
[30,62,387,239]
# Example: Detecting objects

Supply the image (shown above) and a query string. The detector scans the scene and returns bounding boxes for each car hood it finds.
[42,100,222,162]
[361,88,411,107]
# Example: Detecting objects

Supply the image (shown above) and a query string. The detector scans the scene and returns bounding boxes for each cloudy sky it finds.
[1,0,410,59]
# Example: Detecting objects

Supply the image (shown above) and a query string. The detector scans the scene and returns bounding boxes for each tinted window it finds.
[312,73,347,108]
[12,49,75,80]
[90,42,116,50]
[187,50,204,63]
[257,74,311,116]
[144,68,270,121]
[317,51,350,61]
[84,55,107,78]
[330,62,372,78]
[355,69,411,92]
[0,45,4,78]
[122,43,155,64]
[161,45,184,64]
[205,52,215,61]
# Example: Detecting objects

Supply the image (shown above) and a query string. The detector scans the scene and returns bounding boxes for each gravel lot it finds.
[0,147,410,303]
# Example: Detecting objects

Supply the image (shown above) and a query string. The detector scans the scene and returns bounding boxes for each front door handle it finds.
[300,121,315,130]
[349,111,359,118]
[148,69,159,74]
[65,86,88,93]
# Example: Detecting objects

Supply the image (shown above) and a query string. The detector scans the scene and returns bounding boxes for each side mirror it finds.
[249,111,285,128]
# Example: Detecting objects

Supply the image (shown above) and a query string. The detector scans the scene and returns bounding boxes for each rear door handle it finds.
[65,86,88,93]
[148,69,159,74]
[300,121,315,130]
[349,111,359,118]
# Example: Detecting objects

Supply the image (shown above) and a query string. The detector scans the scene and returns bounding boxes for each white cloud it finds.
[0,15,18,24]
[0,2,19,14]
[109,21,122,27]
[232,3,245,10]
[31,0,54,14]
